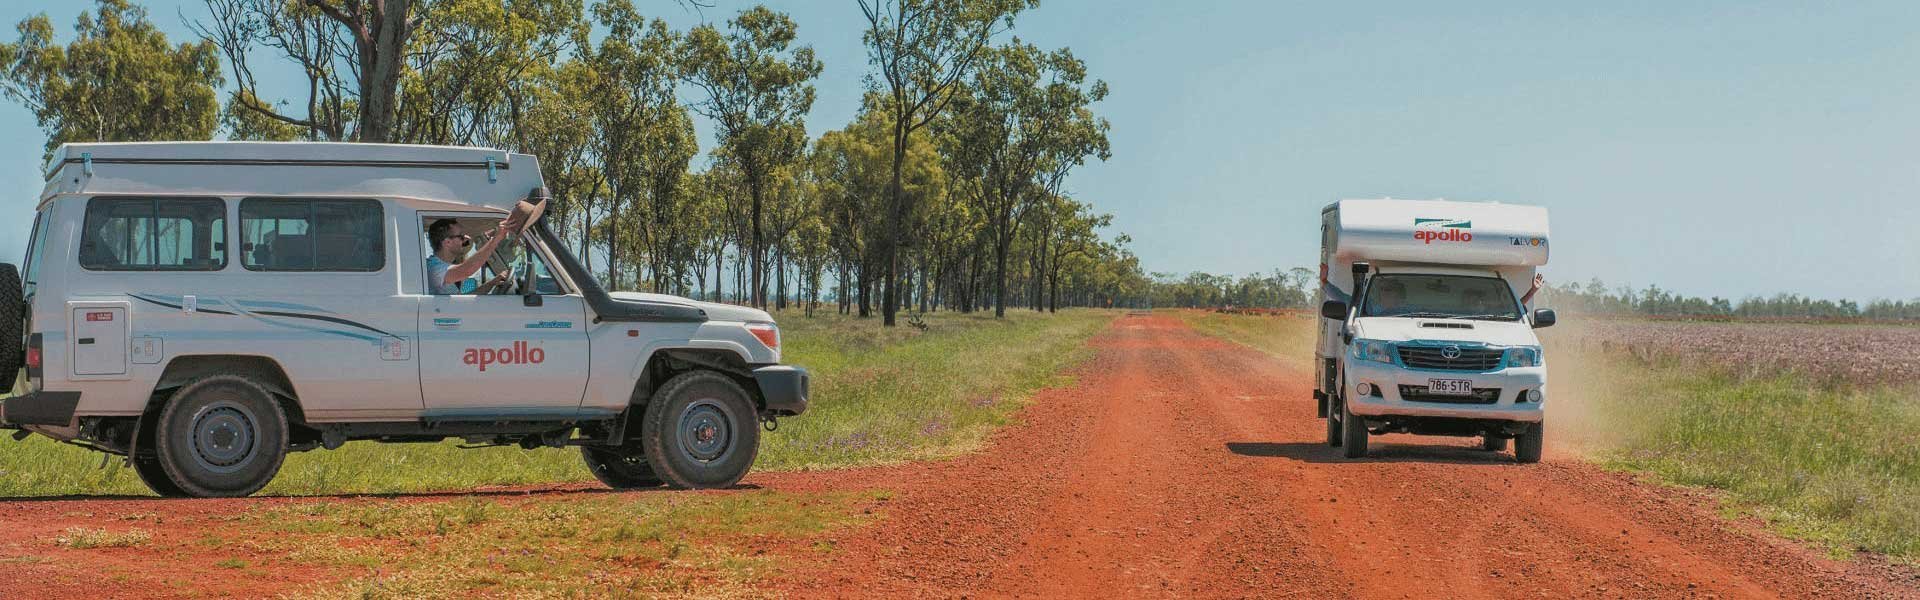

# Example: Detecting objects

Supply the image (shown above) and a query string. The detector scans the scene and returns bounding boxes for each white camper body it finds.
[1,142,809,497]
[1313,199,1556,461]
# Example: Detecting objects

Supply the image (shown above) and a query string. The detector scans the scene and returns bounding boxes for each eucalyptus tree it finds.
[198,0,422,142]
[680,6,821,308]
[580,0,685,290]
[856,0,1033,326]
[0,0,223,156]
[944,41,1106,317]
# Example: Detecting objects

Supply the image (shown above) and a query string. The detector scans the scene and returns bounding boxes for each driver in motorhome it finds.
[427,218,513,295]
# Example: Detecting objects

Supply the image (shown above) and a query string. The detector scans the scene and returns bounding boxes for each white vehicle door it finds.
[416,216,590,417]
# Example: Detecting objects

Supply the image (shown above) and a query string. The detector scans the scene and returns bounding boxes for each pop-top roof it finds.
[41,141,545,212]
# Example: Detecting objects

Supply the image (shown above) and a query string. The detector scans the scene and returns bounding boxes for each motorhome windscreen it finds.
[1361,274,1521,320]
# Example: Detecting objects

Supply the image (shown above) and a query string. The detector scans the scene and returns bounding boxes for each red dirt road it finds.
[759,314,1919,598]
[1,314,1916,598]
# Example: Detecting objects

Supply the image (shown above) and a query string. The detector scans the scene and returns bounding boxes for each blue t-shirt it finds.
[425,255,473,295]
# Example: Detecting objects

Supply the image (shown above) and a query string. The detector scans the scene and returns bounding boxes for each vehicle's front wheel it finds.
[581,444,664,489]
[153,375,289,498]
[1514,423,1544,463]
[640,371,760,489]
[1340,401,1369,459]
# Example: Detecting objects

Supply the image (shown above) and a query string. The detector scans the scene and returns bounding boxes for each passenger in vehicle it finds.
[426,218,513,295]
[1370,281,1409,315]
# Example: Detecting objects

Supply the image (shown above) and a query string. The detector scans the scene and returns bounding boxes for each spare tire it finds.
[0,263,22,393]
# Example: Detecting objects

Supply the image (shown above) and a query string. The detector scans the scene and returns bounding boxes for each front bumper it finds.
[0,390,82,427]
[1344,359,1545,423]
[751,365,809,416]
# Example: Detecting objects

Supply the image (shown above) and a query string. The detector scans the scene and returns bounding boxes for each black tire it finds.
[153,375,289,498]
[1340,400,1369,459]
[1480,435,1508,452]
[0,263,21,393]
[131,451,190,498]
[581,445,665,489]
[640,371,760,490]
[1514,423,1544,464]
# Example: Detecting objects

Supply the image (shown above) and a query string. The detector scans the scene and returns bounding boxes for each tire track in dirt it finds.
[761,313,1919,599]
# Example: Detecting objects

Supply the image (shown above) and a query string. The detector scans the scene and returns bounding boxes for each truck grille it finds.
[1397,346,1503,371]
[1398,385,1501,404]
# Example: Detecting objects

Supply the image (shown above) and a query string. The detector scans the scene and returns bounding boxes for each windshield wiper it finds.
[1387,312,1458,318]
[1457,314,1520,321]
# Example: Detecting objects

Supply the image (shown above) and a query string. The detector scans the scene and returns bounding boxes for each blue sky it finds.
[3,1,1918,301]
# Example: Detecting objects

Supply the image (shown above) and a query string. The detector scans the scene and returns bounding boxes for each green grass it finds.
[1179,309,1920,562]
[0,309,1114,497]
[245,489,880,599]
[1561,350,1920,560]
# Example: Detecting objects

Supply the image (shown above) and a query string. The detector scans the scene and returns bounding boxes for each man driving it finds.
[426,218,513,295]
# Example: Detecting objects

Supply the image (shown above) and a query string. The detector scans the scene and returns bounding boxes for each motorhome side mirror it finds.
[1532,308,1557,329]
[1321,300,1349,320]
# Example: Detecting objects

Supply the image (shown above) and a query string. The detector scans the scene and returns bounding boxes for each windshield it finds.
[1360,274,1521,320]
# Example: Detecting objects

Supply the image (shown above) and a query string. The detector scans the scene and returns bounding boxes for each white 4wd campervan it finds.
[0,142,808,497]
[1314,199,1555,462]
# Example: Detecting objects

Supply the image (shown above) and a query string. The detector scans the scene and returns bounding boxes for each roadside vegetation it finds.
[1181,309,1920,562]
[0,310,1112,497]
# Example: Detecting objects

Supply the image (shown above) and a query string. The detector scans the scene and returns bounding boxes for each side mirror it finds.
[1321,300,1349,320]
[1532,308,1557,329]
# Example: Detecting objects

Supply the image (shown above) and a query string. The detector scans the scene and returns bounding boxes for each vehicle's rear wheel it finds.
[1340,401,1369,459]
[131,451,189,498]
[1480,435,1508,452]
[0,263,22,392]
[1514,423,1544,464]
[154,375,289,498]
[581,444,664,489]
[640,371,760,490]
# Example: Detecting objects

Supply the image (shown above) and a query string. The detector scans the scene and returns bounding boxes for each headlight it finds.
[1351,339,1395,364]
[745,322,780,350]
[1506,346,1542,368]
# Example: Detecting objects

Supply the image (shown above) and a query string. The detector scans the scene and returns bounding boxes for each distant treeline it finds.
[1141,271,1920,322]
[1538,279,1920,321]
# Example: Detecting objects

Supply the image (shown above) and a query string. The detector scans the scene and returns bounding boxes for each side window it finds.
[240,198,384,272]
[78,197,227,271]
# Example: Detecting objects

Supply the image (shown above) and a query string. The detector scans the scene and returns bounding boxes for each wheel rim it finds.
[190,401,258,474]
[677,398,733,464]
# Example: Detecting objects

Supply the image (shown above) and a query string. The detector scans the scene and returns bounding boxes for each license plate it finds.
[1427,378,1474,396]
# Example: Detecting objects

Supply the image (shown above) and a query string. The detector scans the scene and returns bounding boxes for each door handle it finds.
[78,337,95,345]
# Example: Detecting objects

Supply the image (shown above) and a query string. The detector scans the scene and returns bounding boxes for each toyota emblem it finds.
[1440,345,1462,359]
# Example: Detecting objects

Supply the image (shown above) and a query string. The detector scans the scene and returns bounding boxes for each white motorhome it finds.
[1314,199,1555,461]
[0,142,808,497]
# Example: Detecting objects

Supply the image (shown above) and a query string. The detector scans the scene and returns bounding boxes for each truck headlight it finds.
[1351,339,1395,364]
[745,322,780,350]
[1506,346,1542,368]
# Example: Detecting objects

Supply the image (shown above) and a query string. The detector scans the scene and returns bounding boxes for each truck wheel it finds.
[0,263,21,392]
[1340,401,1369,459]
[581,445,664,489]
[153,375,289,498]
[1480,435,1508,452]
[131,452,190,498]
[1514,424,1544,464]
[640,371,760,490]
